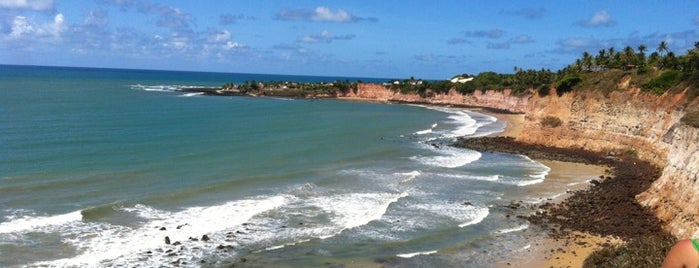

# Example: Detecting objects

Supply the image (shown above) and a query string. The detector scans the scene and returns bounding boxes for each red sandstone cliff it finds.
[341,83,529,113]
[342,82,698,238]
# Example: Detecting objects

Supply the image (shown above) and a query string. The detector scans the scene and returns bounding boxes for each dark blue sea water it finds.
[0,65,599,267]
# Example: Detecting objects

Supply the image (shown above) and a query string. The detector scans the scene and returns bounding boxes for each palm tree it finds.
[658,41,669,56]
[596,49,608,69]
[637,44,647,65]
[623,46,636,66]
[582,52,593,71]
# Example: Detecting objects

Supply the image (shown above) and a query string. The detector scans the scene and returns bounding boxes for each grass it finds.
[541,116,563,128]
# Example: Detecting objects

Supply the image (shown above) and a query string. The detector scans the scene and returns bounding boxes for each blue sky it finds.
[1,0,698,79]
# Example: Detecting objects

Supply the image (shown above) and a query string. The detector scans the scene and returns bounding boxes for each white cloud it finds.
[297,30,355,43]
[7,13,65,40]
[0,0,54,11]
[276,6,363,23]
[207,29,231,43]
[9,16,34,38]
[311,7,354,22]
[512,34,534,44]
[578,10,616,27]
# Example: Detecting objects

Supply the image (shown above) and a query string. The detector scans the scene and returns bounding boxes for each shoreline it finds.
[454,135,668,267]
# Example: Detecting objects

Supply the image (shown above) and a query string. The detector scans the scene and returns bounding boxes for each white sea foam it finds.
[410,201,489,228]
[414,123,438,135]
[458,207,489,228]
[397,250,438,258]
[494,224,529,234]
[514,177,545,186]
[567,179,591,186]
[412,146,481,168]
[179,92,204,97]
[439,173,500,182]
[312,192,407,239]
[397,170,421,183]
[131,84,207,93]
[0,210,82,234]
[35,195,287,267]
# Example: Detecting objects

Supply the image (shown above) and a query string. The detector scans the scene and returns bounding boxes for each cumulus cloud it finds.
[207,29,231,43]
[577,10,616,27]
[501,8,545,20]
[275,6,376,23]
[7,13,65,40]
[487,42,510,49]
[297,30,355,43]
[463,29,505,39]
[219,13,255,25]
[512,34,534,44]
[552,37,604,54]
[139,3,192,30]
[447,38,469,45]
[0,0,54,11]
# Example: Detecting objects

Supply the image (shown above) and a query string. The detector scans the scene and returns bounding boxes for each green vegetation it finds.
[226,80,358,97]
[540,116,563,128]
[555,73,582,96]
[222,40,699,101]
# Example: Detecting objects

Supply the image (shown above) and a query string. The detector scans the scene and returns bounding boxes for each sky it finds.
[1,0,698,79]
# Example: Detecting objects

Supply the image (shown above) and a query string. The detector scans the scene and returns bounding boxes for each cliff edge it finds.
[342,82,698,238]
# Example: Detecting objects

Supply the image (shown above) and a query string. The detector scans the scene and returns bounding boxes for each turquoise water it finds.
[1,65,579,267]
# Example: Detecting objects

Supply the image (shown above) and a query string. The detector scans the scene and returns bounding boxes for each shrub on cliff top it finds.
[541,116,563,128]
[641,70,682,95]
[555,74,582,96]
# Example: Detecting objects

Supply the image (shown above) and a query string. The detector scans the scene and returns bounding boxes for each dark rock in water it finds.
[189,237,199,241]
[159,227,167,231]
[176,224,188,229]
[217,244,235,251]
[172,241,181,246]
[201,235,210,242]
[165,236,171,245]
[462,201,473,206]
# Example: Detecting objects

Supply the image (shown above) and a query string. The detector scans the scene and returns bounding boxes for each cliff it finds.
[341,83,529,113]
[342,82,698,238]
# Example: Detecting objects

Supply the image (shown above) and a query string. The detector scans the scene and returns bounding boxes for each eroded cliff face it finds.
[342,83,529,113]
[515,87,699,238]
[343,82,698,238]
[637,125,699,238]
[517,88,685,167]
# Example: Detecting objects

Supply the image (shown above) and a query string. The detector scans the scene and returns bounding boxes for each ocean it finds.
[0,65,599,267]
